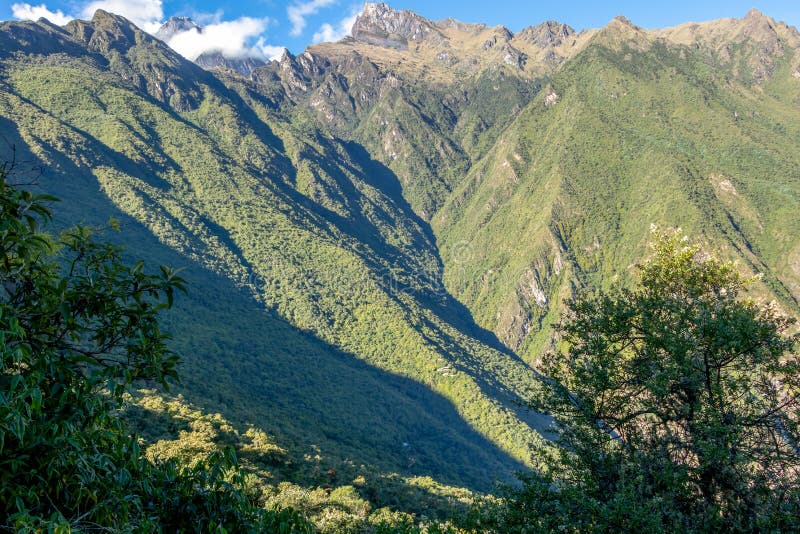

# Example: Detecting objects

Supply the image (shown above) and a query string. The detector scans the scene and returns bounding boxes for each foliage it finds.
[123,389,478,532]
[0,13,548,498]
[487,231,800,532]
[434,36,800,364]
[0,164,311,531]
[4,9,800,527]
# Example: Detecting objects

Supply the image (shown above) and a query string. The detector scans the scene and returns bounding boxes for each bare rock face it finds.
[736,9,786,81]
[195,52,266,76]
[352,2,442,49]
[154,16,199,42]
[481,28,514,54]
[268,49,337,98]
[544,88,560,107]
[741,8,781,55]
[500,44,527,69]
[274,49,312,92]
[517,21,575,48]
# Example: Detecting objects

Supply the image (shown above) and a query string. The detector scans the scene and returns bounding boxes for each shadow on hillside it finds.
[0,134,529,500]
[253,132,514,359]
[2,99,552,474]
[341,141,513,347]
[233,132,548,435]
[334,141,549,432]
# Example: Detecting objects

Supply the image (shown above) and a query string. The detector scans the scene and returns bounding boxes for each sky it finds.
[3,0,799,61]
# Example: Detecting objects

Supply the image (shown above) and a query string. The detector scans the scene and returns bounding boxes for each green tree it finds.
[0,162,311,532]
[487,230,800,532]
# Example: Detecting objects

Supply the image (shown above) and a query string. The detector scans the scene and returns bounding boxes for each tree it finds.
[489,230,800,532]
[0,162,311,532]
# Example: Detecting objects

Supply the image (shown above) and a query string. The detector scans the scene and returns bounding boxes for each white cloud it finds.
[312,23,336,43]
[11,0,162,31]
[10,0,286,63]
[312,9,360,44]
[81,0,163,33]
[166,17,271,60]
[288,0,337,36]
[11,3,73,25]
[255,39,287,61]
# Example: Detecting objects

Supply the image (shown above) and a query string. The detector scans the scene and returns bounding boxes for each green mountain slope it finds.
[255,5,800,368]
[2,3,800,521]
[0,10,550,499]
[252,2,576,219]
[432,13,800,362]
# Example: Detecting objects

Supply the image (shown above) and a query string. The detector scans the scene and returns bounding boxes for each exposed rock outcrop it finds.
[352,2,443,49]
[517,21,575,48]
[195,52,265,76]
[154,16,199,41]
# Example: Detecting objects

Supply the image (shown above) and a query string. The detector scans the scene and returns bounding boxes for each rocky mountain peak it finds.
[155,16,200,42]
[654,8,799,83]
[739,8,779,41]
[88,9,139,34]
[517,21,575,48]
[592,14,651,51]
[278,47,295,64]
[80,10,141,53]
[352,2,441,49]
[744,8,768,22]
[610,15,637,29]
[595,15,644,39]
[195,52,266,76]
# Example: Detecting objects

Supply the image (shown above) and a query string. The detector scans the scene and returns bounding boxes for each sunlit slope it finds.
[0,12,549,490]
[434,24,800,362]
[3,4,799,494]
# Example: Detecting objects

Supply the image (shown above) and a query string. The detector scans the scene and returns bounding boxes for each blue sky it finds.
[3,0,799,60]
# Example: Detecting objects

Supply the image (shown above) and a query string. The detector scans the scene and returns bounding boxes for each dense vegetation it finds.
[477,231,800,532]
[434,26,800,364]
[0,164,478,531]
[0,11,549,505]
[1,4,800,531]
[4,165,797,532]
[0,164,312,531]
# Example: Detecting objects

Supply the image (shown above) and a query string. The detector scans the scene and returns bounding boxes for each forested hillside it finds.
[1,2,799,529]
[0,8,548,496]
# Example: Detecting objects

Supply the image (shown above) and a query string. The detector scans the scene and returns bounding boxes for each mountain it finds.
[1,2,799,523]
[154,15,200,40]
[431,8,800,361]
[0,8,549,507]
[266,4,800,363]
[194,50,266,75]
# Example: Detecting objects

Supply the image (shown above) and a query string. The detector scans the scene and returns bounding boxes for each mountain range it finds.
[1,1,799,520]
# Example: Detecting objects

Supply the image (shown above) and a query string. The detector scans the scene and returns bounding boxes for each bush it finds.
[486,230,800,532]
